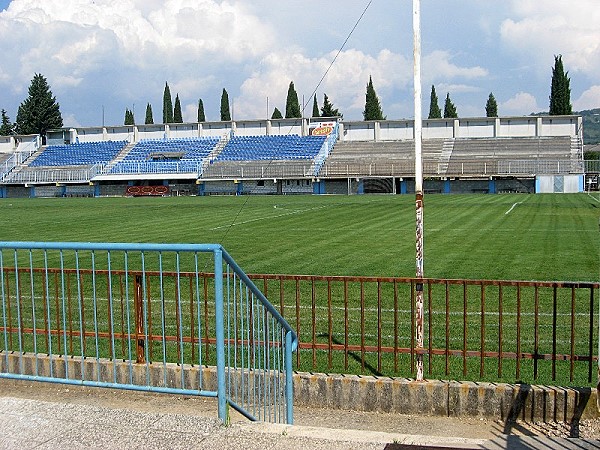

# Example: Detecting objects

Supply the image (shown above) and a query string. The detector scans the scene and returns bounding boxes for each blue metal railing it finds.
[0,241,298,424]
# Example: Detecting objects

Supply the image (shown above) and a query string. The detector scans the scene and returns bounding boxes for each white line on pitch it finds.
[210,205,330,230]
[587,192,600,204]
[504,201,523,215]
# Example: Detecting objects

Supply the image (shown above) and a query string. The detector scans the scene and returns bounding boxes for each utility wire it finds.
[217,0,373,248]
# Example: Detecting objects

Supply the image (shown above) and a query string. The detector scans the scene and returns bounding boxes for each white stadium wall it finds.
[63,115,581,144]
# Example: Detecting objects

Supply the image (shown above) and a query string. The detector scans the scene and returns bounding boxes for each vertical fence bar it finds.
[534,285,539,380]
[176,253,185,388]
[516,284,521,380]
[552,285,558,381]
[393,280,398,373]
[377,281,382,374]
[427,281,432,376]
[327,279,332,370]
[360,281,365,372]
[463,281,467,378]
[141,252,150,385]
[75,251,85,380]
[445,281,449,376]
[158,253,167,386]
[295,279,300,368]
[588,287,594,383]
[285,330,294,424]
[344,279,349,371]
[59,250,69,379]
[0,251,9,369]
[498,284,503,378]
[570,286,575,382]
[91,251,100,381]
[107,252,117,383]
[480,283,486,379]
[28,251,38,375]
[66,272,73,357]
[134,275,144,364]
[194,254,202,388]
[13,251,24,374]
[43,251,53,376]
[6,267,12,351]
[311,278,316,369]
[410,279,415,374]
[214,248,227,423]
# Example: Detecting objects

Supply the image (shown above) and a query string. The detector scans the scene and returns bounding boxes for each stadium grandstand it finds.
[0,114,590,198]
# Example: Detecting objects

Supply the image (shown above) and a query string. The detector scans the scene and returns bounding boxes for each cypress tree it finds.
[173,94,183,123]
[197,98,206,122]
[285,81,301,118]
[220,88,231,121]
[363,76,385,120]
[443,93,458,118]
[485,92,498,117]
[124,108,134,125]
[15,73,63,138]
[428,85,442,119]
[0,109,13,135]
[271,107,283,119]
[549,55,572,115]
[320,94,341,118]
[312,95,320,118]
[162,82,173,124]
[145,103,153,124]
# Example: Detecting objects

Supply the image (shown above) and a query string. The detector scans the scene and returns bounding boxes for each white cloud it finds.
[423,51,488,82]
[574,86,600,111]
[501,92,541,116]
[234,49,411,120]
[501,0,600,76]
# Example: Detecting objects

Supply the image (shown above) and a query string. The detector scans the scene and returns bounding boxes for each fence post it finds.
[285,330,294,425]
[214,248,227,423]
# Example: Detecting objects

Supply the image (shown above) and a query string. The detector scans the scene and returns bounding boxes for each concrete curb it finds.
[2,352,597,422]
[293,372,599,421]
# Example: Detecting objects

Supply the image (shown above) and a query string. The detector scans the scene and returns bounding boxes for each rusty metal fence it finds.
[0,242,298,424]
[1,256,597,387]
[248,274,599,386]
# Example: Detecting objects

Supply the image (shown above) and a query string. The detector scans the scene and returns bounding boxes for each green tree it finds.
[311,95,320,118]
[0,109,13,135]
[443,93,458,118]
[145,103,153,124]
[363,76,385,120]
[220,88,231,121]
[285,81,301,118]
[124,108,134,125]
[271,107,283,119]
[162,82,173,124]
[428,85,442,119]
[549,55,572,115]
[320,94,341,118]
[15,73,63,139]
[173,94,183,123]
[485,92,498,117]
[197,98,206,122]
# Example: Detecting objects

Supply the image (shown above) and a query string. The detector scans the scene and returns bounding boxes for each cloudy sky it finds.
[0,0,599,128]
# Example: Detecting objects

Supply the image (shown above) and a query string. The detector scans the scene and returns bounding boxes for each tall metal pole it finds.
[413,0,425,381]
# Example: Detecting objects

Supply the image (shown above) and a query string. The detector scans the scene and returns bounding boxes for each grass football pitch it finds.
[0,193,598,282]
[0,192,599,385]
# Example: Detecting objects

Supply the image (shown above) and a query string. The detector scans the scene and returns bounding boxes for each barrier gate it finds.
[0,242,298,424]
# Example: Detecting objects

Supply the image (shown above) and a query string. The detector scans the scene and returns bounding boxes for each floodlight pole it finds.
[413,0,425,382]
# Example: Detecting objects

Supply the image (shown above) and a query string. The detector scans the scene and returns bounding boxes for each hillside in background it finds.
[580,108,600,145]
